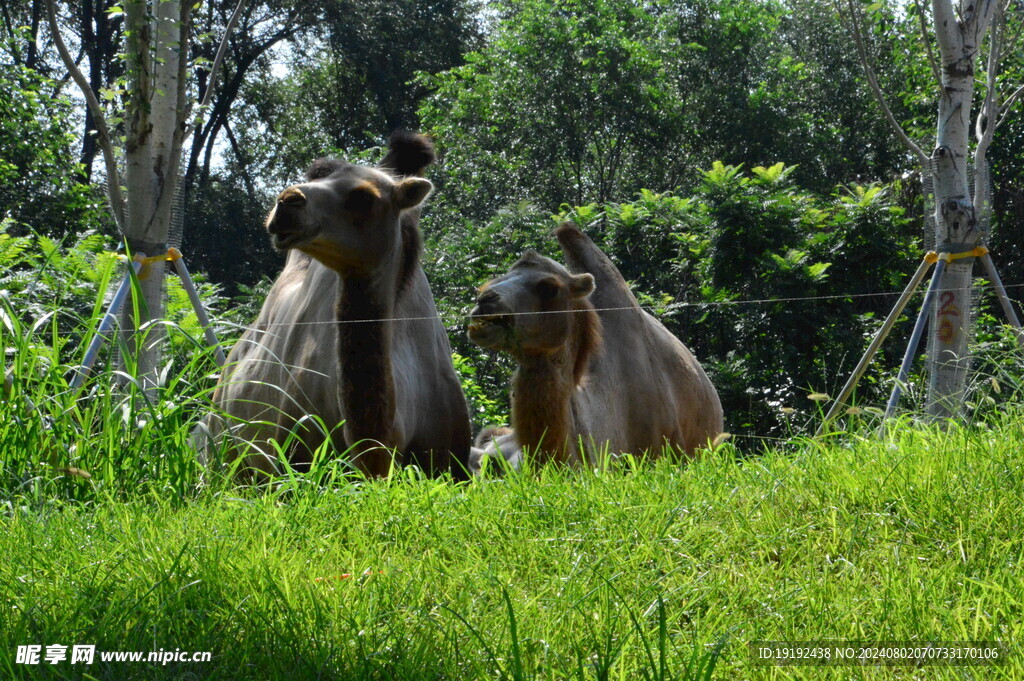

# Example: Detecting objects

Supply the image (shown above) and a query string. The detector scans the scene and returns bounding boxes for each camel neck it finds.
[510,350,578,465]
[336,274,397,452]
[508,304,600,467]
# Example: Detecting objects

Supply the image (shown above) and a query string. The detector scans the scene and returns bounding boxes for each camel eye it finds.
[536,278,561,301]
[344,186,377,213]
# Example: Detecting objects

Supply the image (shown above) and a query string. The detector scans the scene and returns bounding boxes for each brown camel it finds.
[197,133,471,479]
[467,222,722,470]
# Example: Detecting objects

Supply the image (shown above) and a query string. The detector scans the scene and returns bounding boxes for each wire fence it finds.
[231,279,1024,331]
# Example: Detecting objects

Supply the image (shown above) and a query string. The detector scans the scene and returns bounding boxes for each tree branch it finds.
[174,0,190,145]
[974,3,1001,217]
[970,0,999,47]
[185,20,300,189]
[843,0,928,165]
[1000,4,1023,64]
[27,0,44,71]
[48,46,86,100]
[222,119,258,201]
[187,0,248,136]
[44,0,125,230]
[997,81,1024,128]
[931,0,962,59]
[975,6,1000,143]
[1,2,24,65]
[913,0,942,86]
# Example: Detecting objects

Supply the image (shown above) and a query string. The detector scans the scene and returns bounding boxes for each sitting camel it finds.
[197,132,472,479]
[467,222,722,470]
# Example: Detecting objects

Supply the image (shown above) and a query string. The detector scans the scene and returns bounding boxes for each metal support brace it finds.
[979,252,1024,349]
[168,248,227,366]
[71,248,226,390]
[71,256,144,390]
[817,253,936,434]
[820,245,1021,432]
[884,255,948,419]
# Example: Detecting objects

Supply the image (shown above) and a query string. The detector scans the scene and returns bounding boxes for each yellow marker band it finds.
[134,249,183,265]
[936,246,988,264]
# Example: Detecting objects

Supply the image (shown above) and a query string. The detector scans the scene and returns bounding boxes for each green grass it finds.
[1,417,1022,680]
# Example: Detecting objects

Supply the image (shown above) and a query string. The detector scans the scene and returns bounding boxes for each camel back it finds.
[555,223,640,311]
[555,223,723,457]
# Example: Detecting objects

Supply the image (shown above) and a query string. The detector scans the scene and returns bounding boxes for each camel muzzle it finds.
[264,186,312,249]
[266,206,311,250]
[469,290,512,323]
[467,292,516,349]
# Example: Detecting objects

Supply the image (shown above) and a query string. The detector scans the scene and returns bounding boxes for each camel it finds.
[197,132,472,479]
[467,222,723,471]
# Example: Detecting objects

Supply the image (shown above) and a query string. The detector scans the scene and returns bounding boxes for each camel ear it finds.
[394,177,433,210]
[569,273,595,299]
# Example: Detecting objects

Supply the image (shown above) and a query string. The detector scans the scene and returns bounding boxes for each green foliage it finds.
[452,350,506,426]
[420,0,688,222]
[0,225,253,499]
[418,0,916,242]
[987,3,1024,294]
[0,221,245,367]
[0,59,108,239]
[226,56,384,190]
[556,164,922,437]
[220,0,483,191]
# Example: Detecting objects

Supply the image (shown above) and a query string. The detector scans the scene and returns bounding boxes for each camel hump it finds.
[380,130,436,177]
[554,222,639,311]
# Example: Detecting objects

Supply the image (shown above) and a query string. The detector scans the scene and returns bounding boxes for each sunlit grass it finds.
[1,414,1022,679]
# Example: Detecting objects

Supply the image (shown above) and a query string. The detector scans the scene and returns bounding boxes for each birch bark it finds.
[925,0,997,418]
[49,0,245,394]
[121,0,193,393]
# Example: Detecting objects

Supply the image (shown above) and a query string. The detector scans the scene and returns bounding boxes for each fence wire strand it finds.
[223,279,1024,331]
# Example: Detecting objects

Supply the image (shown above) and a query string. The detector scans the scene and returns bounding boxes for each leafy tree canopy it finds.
[0,54,107,239]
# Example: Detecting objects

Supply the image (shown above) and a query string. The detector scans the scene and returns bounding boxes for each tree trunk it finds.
[78,0,96,182]
[120,0,191,395]
[49,0,245,393]
[925,0,996,419]
[27,0,42,71]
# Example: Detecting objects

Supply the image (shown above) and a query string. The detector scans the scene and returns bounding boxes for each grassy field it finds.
[1,410,1021,679]
[2,273,1022,679]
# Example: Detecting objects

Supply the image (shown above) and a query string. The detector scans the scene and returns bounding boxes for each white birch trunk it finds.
[121,0,192,394]
[925,0,997,419]
[49,0,244,393]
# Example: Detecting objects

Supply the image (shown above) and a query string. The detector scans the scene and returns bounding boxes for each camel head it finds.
[468,251,598,359]
[265,160,432,276]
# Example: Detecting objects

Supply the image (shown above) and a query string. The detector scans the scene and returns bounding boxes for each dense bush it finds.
[0,222,247,388]
[588,163,922,436]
